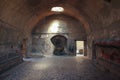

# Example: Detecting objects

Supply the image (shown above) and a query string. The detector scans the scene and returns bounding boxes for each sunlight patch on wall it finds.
[48,20,60,33]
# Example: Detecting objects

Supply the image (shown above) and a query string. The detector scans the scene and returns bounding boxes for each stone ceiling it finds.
[0,0,120,35]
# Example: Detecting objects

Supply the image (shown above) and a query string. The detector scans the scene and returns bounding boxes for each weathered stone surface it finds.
[0,0,120,76]
[0,56,119,80]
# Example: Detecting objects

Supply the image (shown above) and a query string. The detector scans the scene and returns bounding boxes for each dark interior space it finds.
[0,0,120,80]
[51,35,67,55]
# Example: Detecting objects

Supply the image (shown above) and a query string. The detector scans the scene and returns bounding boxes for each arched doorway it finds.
[29,14,87,57]
[51,35,67,55]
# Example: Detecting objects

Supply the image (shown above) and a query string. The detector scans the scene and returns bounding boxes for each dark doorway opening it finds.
[51,35,67,55]
[92,40,97,59]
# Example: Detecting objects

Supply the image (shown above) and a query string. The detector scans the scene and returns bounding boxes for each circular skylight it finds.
[51,7,64,12]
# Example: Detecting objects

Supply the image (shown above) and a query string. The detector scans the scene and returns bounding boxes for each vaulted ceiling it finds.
[0,0,120,36]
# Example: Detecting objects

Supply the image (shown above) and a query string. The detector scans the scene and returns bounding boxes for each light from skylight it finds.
[51,7,64,12]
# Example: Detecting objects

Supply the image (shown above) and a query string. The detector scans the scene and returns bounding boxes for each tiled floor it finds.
[0,55,119,80]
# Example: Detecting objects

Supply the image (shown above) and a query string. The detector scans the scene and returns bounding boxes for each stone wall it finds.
[86,19,120,76]
[26,15,86,56]
[30,33,79,56]
[0,20,23,73]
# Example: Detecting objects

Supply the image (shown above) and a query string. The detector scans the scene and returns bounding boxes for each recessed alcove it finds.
[30,14,86,56]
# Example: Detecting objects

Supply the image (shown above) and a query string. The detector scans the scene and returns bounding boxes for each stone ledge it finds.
[93,58,120,77]
[0,56,23,74]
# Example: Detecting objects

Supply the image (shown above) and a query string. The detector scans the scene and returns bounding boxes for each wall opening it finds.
[51,35,67,55]
[92,40,97,59]
[76,41,84,56]
[30,14,87,57]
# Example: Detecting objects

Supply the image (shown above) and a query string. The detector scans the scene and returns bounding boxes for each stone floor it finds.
[0,55,119,80]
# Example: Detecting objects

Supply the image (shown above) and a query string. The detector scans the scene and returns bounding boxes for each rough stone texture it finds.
[0,21,21,57]
[0,56,23,74]
[1,0,119,35]
[0,0,120,76]
[0,56,119,80]
[0,0,120,55]
[32,15,86,39]
[30,15,86,56]
[0,20,23,74]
